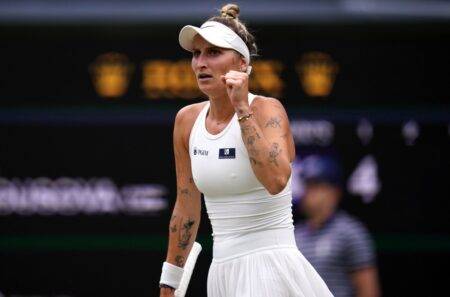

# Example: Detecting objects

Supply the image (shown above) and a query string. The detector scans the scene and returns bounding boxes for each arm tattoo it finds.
[246,133,261,145]
[180,188,190,197]
[170,215,178,233]
[241,124,262,164]
[265,117,281,128]
[175,255,185,267]
[177,217,195,250]
[179,177,194,197]
[268,142,282,167]
[240,124,257,135]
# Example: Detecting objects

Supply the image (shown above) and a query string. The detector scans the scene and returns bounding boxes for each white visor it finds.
[179,21,251,69]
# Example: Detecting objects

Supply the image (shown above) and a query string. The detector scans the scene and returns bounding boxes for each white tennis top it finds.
[189,93,296,260]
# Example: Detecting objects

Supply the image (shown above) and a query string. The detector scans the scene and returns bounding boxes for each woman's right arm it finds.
[160,106,202,297]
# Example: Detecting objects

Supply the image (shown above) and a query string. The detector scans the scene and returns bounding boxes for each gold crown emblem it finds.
[249,60,284,98]
[296,52,339,98]
[90,52,134,99]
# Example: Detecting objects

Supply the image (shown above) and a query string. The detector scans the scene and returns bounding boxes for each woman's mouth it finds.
[198,73,213,82]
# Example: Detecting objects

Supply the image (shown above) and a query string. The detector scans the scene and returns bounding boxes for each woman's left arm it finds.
[223,71,295,195]
[239,97,295,194]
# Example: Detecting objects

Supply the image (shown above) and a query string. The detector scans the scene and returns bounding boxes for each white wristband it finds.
[160,261,184,289]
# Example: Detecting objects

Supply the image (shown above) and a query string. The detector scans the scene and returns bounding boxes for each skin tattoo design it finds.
[175,255,185,267]
[269,142,281,167]
[265,116,281,129]
[178,217,195,250]
[171,216,196,268]
[240,123,262,166]
[239,113,284,168]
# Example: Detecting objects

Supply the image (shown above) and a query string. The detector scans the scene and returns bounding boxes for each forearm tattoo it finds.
[178,177,195,199]
[240,113,285,169]
[170,215,178,233]
[241,123,263,166]
[180,188,190,197]
[177,217,195,250]
[175,255,185,267]
[268,142,281,167]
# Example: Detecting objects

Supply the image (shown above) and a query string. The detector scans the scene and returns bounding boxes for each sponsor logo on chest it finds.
[219,148,236,159]
[193,147,209,156]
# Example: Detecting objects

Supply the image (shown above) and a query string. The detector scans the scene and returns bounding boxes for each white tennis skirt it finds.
[207,237,333,297]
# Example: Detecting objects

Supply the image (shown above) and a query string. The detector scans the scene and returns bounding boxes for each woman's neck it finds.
[208,93,236,122]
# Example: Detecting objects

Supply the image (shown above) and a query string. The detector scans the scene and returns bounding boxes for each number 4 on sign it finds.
[347,155,381,204]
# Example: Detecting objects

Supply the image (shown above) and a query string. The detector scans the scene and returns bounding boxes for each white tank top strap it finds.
[248,92,257,105]
[189,101,210,153]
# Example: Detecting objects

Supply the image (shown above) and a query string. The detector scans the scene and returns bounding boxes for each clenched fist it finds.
[221,70,250,113]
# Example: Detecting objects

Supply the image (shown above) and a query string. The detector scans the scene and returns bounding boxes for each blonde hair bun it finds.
[220,3,240,19]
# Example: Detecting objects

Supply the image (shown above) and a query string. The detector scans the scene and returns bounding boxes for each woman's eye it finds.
[193,50,200,57]
[209,49,220,55]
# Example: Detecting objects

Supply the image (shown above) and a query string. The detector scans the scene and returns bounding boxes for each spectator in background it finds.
[295,155,381,297]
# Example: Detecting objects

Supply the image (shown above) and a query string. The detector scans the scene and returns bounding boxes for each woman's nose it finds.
[194,53,207,69]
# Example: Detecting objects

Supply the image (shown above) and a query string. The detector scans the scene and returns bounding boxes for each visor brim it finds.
[179,25,233,52]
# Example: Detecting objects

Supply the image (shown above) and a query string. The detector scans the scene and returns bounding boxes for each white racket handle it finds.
[174,242,202,297]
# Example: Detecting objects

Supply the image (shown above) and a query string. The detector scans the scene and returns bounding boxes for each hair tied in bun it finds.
[220,3,240,19]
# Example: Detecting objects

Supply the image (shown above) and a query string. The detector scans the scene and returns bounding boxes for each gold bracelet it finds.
[238,112,253,122]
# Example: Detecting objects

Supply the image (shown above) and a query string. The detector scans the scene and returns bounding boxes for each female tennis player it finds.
[160,4,333,297]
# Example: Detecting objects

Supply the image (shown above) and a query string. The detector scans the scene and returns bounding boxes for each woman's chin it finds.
[197,80,229,98]
[198,84,218,96]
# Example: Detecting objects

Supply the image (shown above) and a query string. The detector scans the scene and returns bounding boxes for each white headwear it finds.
[179,21,252,74]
